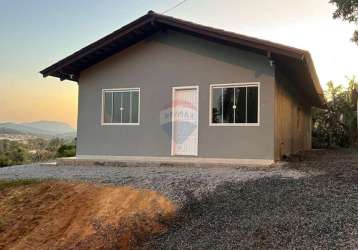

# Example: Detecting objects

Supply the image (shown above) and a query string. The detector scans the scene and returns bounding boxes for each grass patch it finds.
[0,179,42,191]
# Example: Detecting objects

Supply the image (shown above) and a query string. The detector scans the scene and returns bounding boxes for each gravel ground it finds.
[144,149,358,249]
[0,163,304,206]
[1,149,358,249]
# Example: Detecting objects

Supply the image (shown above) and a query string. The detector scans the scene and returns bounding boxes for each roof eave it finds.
[40,11,325,107]
[40,12,155,79]
[302,53,325,108]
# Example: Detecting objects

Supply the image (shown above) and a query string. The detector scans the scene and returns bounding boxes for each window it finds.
[210,83,259,125]
[102,88,140,125]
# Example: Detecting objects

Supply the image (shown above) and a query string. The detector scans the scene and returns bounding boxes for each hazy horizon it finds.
[0,120,76,128]
[1,0,357,127]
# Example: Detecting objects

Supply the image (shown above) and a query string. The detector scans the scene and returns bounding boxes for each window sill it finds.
[101,123,140,126]
[209,123,260,127]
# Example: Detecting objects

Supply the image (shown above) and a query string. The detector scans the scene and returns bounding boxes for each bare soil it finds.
[0,181,175,250]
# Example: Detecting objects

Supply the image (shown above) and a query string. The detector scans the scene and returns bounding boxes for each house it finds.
[40,11,325,164]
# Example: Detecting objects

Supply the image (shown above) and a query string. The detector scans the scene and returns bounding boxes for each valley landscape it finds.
[0,121,76,140]
[0,121,76,167]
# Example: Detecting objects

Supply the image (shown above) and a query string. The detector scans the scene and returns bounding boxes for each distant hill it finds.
[0,127,26,135]
[0,121,76,139]
[22,121,75,134]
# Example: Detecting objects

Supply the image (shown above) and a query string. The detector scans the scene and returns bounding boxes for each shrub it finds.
[0,155,11,167]
[56,144,76,158]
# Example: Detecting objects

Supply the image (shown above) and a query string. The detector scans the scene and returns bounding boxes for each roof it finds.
[40,10,325,107]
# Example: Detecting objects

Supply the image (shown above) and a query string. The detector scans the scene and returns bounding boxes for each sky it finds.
[0,0,357,127]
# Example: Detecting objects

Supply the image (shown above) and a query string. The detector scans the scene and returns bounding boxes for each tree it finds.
[312,77,358,148]
[330,0,358,45]
[0,140,30,167]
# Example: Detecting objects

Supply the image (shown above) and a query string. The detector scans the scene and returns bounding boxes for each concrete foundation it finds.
[57,156,274,168]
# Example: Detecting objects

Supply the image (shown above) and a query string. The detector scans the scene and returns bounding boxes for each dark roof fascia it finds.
[302,52,325,106]
[40,12,308,78]
[154,13,324,107]
[39,13,154,78]
[40,11,325,107]
[154,14,306,60]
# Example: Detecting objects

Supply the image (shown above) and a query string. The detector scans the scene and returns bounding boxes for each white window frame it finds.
[209,82,260,127]
[101,87,140,126]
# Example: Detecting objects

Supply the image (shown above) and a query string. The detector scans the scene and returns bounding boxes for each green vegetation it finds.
[313,77,358,148]
[56,144,76,158]
[0,138,76,167]
[0,179,42,191]
[330,0,358,45]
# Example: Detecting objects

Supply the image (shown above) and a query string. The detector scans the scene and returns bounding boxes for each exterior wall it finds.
[77,30,276,160]
[274,69,312,160]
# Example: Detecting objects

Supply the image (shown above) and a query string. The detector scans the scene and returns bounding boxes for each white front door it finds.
[172,86,199,156]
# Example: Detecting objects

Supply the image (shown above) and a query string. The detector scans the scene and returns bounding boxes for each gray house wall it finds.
[77,30,276,160]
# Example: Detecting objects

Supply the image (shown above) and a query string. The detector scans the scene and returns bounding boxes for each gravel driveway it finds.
[1,149,358,249]
[144,149,358,249]
[0,163,305,206]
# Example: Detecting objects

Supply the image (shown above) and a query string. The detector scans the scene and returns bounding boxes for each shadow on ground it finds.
[143,149,358,250]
